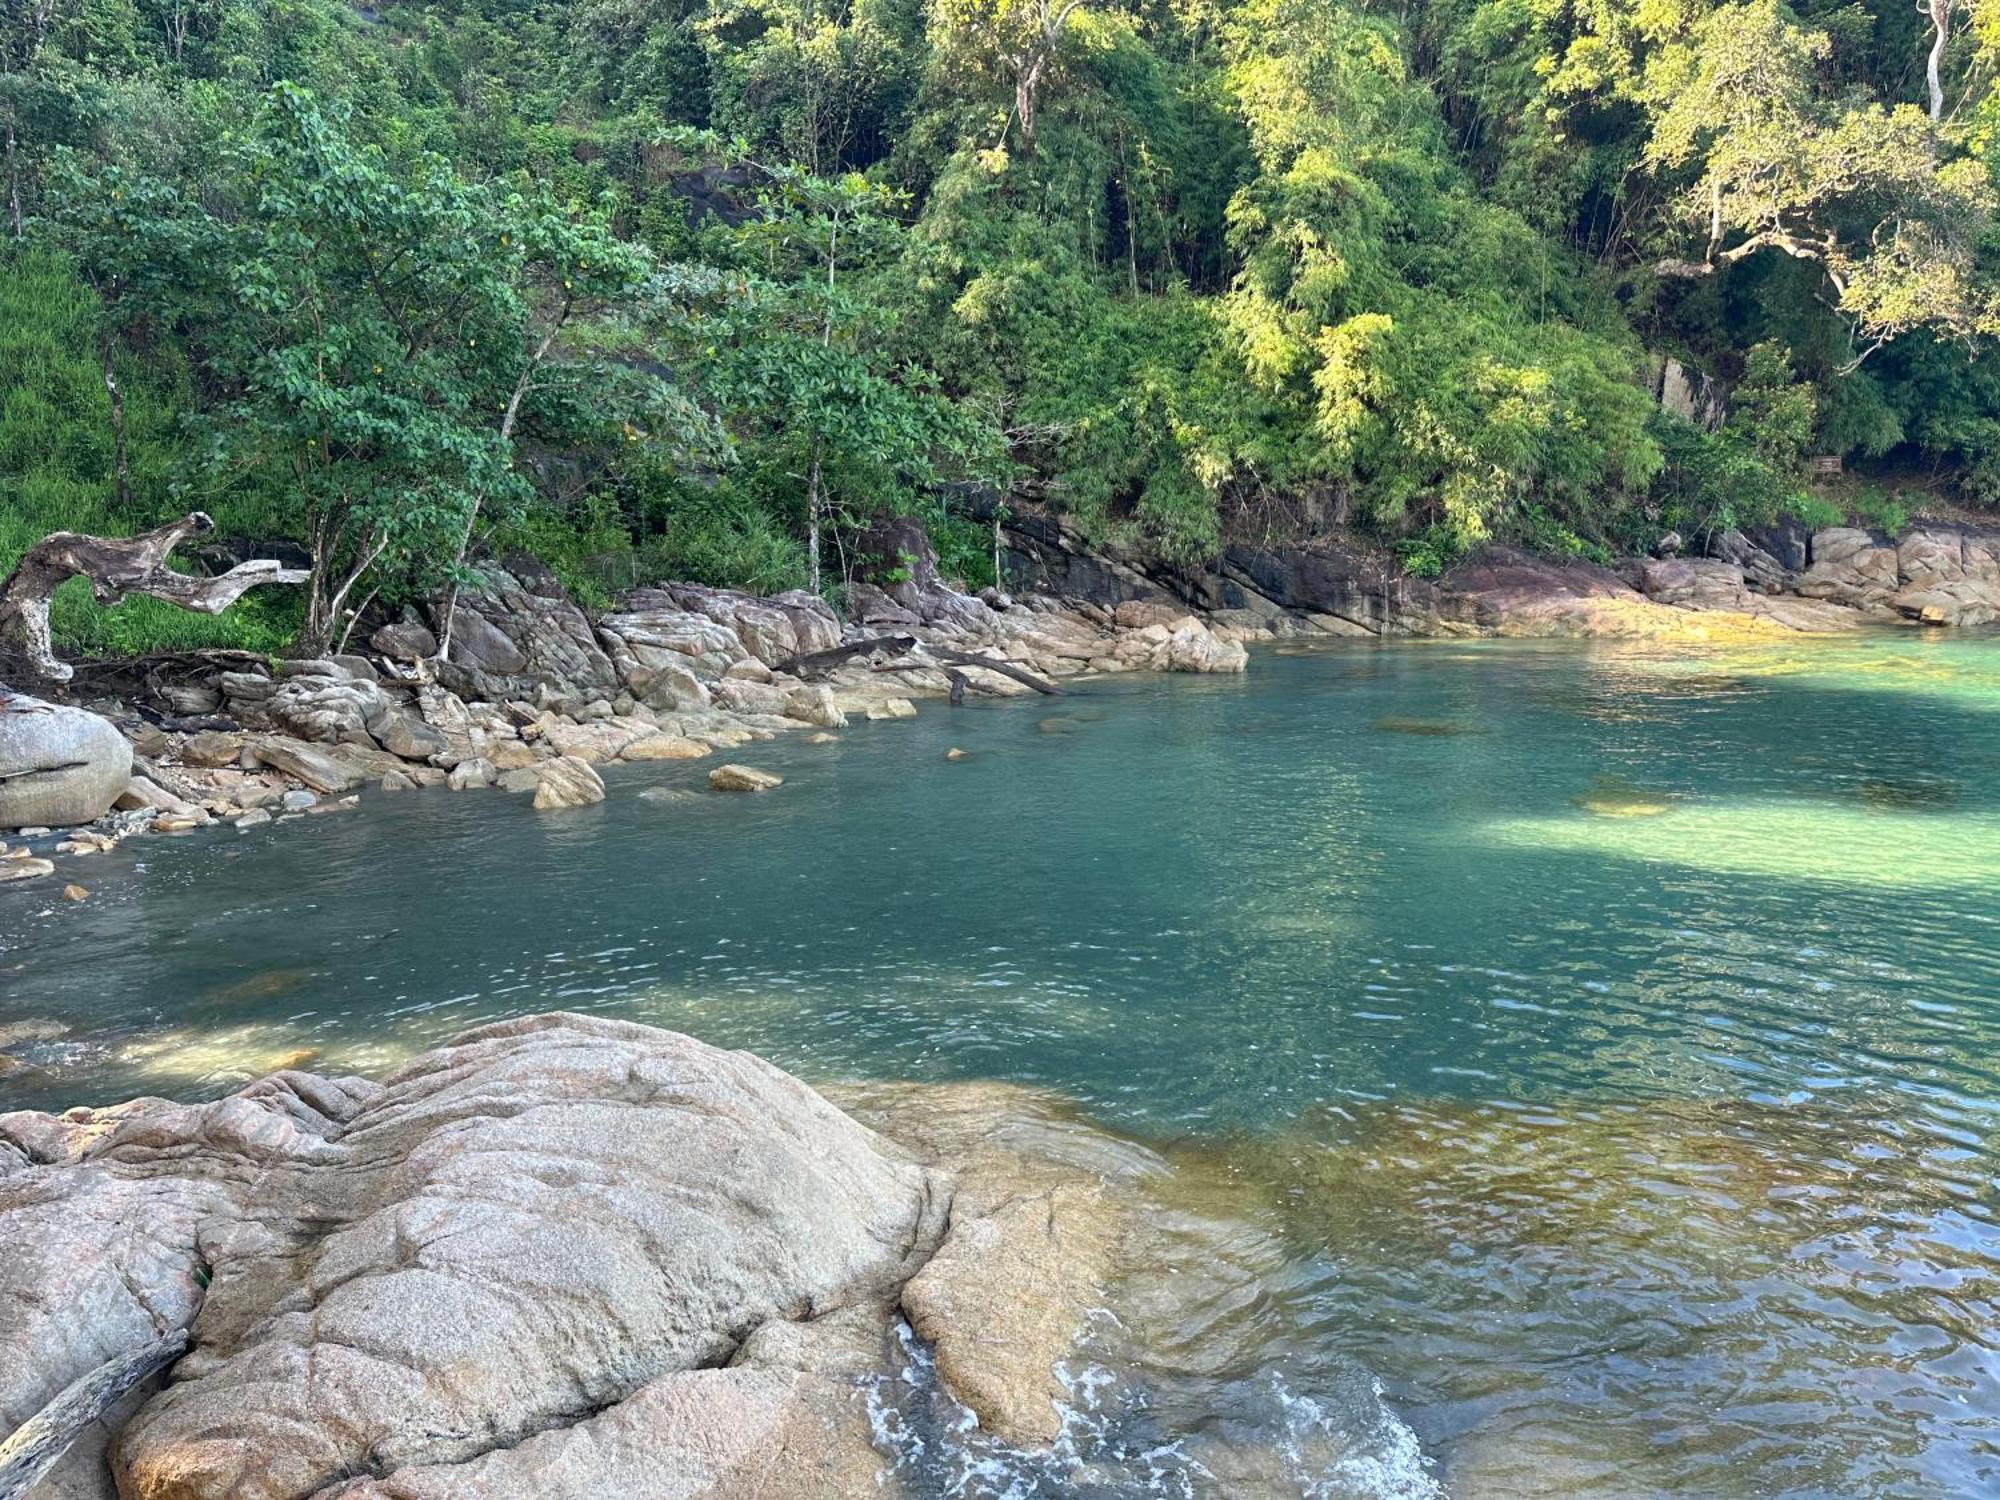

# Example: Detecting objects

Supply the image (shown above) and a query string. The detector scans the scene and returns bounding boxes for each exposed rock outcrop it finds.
[0,1015,1165,1500]
[990,503,2000,639]
[434,556,619,705]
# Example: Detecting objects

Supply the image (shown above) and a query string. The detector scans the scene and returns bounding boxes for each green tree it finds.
[705,164,1004,593]
[1644,1,1999,369]
[44,83,690,651]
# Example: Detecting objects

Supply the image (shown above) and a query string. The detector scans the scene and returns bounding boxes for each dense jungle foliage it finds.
[4,0,1999,648]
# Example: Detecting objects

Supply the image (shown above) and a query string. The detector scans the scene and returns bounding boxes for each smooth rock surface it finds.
[0,1015,942,1500]
[0,696,133,830]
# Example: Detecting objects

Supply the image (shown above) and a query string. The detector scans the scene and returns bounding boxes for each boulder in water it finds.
[709,763,783,793]
[532,754,606,810]
[0,1015,945,1500]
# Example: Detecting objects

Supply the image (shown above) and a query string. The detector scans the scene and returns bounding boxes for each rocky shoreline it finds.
[0,1011,1374,1500]
[5,513,1998,892]
[1004,512,2000,637]
[0,534,1249,891]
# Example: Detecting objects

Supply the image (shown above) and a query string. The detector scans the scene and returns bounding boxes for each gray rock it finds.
[250,739,364,795]
[159,685,222,716]
[216,671,275,703]
[445,606,531,675]
[266,673,392,746]
[234,808,273,828]
[434,558,618,702]
[626,661,711,713]
[279,789,318,813]
[0,1014,940,1500]
[373,711,448,763]
[370,618,439,662]
[113,776,201,818]
[446,757,497,790]
[0,696,134,830]
[273,658,348,679]
[532,755,606,810]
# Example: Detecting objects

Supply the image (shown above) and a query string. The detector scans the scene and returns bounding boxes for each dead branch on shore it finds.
[873,659,972,705]
[773,635,1061,696]
[0,1329,188,1500]
[0,513,308,684]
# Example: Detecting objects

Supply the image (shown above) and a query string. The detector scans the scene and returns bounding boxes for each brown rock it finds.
[179,731,246,769]
[900,1179,1120,1445]
[619,734,711,761]
[708,764,783,793]
[251,738,364,795]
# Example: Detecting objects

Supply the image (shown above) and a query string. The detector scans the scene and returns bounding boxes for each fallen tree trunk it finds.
[0,513,309,684]
[773,634,1061,696]
[0,1329,187,1500]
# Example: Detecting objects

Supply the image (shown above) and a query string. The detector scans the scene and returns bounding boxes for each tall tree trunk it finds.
[806,435,825,597]
[1927,0,1950,125]
[99,329,129,508]
[5,110,20,240]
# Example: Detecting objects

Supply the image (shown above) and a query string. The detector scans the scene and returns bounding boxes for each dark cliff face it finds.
[992,511,1452,635]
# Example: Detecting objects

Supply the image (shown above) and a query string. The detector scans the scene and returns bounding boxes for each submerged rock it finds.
[1572,775,1676,818]
[1370,716,1482,737]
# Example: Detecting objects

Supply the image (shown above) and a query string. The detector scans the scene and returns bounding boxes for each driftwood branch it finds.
[0,1329,187,1500]
[874,659,972,705]
[0,513,309,683]
[772,635,1061,696]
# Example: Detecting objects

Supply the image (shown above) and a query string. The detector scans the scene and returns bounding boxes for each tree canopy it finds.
[4,0,1999,647]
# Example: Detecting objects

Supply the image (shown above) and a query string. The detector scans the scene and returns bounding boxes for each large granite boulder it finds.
[646,584,842,667]
[1793,527,1900,609]
[1887,526,2000,626]
[0,1015,945,1500]
[0,694,133,829]
[434,557,619,704]
[3,1018,1364,1500]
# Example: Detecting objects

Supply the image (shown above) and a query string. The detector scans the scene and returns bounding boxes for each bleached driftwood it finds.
[0,513,308,682]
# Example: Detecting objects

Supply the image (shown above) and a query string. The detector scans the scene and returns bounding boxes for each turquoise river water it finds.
[3,634,1998,1497]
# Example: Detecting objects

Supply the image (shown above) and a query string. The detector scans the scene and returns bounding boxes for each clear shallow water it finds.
[4,634,2000,1496]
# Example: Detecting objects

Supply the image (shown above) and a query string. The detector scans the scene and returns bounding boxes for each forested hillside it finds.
[4,0,1997,651]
